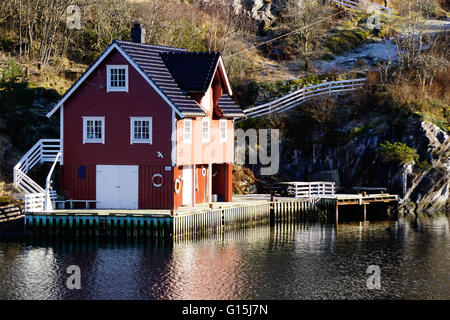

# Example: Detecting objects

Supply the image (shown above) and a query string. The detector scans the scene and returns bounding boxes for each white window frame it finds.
[183,119,192,144]
[202,118,210,143]
[219,119,227,143]
[130,117,153,144]
[107,65,128,92]
[83,116,105,144]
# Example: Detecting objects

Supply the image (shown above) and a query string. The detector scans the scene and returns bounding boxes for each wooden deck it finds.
[30,208,171,217]
[233,193,398,204]
[19,192,398,240]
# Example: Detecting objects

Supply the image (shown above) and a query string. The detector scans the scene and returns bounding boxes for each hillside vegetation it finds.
[0,0,448,212]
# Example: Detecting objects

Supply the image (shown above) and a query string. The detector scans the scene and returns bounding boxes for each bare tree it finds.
[280,0,332,69]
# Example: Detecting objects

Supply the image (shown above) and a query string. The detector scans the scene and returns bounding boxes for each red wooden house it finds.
[14,25,244,211]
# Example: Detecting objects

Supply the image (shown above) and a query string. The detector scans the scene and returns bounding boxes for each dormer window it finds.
[107,65,128,92]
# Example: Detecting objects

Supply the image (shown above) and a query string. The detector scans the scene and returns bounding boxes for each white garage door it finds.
[96,165,139,209]
[182,166,192,206]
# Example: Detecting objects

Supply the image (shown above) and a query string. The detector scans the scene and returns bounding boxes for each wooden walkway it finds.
[0,204,23,223]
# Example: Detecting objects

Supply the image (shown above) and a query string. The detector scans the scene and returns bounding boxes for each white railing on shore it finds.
[280,182,336,199]
[243,78,366,118]
[332,0,393,16]
[24,193,46,213]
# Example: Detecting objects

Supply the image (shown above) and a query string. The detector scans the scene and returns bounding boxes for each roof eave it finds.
[46,41,191,119]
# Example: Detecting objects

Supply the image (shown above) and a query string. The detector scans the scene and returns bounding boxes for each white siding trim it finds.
[171,109,176,166]
[208,163,212,203]
[193,165,196,207]
[60,104,64,165]
[218,57,233,96]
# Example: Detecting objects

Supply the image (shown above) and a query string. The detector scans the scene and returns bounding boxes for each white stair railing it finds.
[44,152,62,212]
[13,139,61,212]
[244,78,366,118]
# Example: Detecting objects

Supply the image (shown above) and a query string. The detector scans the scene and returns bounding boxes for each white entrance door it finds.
[182,166,192,206]
[96,165,139,209]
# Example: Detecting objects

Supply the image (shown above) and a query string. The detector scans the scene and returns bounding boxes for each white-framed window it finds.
[83,116,105,144]
[183,119,192,144]
[107,65,128,92]
[219,119,227,143]
[130,117,152,144]
[202,118,210,143]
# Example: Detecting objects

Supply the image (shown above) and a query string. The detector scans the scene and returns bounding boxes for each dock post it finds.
[363,204,367,222]
[335,202,339,225]
[95,218,99,238]
[106,218,112,239]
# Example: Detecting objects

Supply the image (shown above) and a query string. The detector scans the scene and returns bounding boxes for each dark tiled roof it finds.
[115,40,206,116]
[218,94,245,117]
[160,52,221,93]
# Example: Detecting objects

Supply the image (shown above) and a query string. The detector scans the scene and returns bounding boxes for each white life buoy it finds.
[202,167,207,176]
[152,173,164,187]
[174,178,181,194]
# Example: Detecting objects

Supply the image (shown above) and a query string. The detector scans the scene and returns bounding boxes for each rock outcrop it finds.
[243,111,449,214]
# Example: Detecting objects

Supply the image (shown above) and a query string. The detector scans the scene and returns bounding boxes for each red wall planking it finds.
[62,49,174,208]
[139,165,174,209]
[61,47,235,210]
[63,48,173,167]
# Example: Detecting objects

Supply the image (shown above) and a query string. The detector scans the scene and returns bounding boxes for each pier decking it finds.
[18,192,398,240]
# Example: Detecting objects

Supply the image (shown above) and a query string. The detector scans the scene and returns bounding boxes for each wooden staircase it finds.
[13,139,61,212]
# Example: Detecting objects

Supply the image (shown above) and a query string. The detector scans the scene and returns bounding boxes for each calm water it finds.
[0,217,449,300]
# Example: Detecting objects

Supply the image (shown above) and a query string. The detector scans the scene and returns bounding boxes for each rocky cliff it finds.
[278,115,449,214]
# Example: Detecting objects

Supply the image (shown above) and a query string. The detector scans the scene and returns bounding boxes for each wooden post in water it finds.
[335,202,339,225]
[363,203,367,222]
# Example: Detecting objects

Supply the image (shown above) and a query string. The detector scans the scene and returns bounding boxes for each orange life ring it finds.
[174,178,181,194]
[152,173,164,187]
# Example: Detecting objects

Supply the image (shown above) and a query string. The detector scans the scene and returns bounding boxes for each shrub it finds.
[0,56,24,85]
[379,141,419,164]
[423,1,438,17]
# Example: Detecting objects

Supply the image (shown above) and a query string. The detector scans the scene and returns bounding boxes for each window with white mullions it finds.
[202,118,210,143]
[83,116,105,144]
[130,117,152,144]
[219,119,227,143]
[183,119,192,144]
[107,65,128,92]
